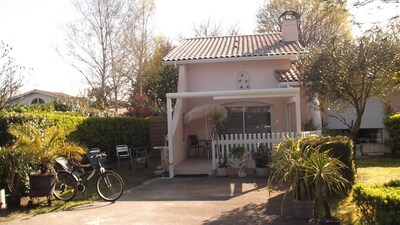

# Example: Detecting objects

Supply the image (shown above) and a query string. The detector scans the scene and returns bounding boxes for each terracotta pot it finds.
[294,199,314,219]
[254,167,270,178]
[6,193,21,209]
[217,167,228,177]
[29,174,56,197]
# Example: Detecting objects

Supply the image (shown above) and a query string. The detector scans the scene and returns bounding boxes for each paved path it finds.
[3,177,315,225]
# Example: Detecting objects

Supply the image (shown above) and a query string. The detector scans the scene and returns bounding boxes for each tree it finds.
[191,18,241,37]
[142,37,178,113]
[299,27,400,152]
[256,0,352,46]
[0,41,26,111]
[123,0,155,95]
[63,0,129,110]
[351,0,400,32]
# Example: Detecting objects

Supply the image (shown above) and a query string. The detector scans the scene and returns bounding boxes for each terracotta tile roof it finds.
[164,33,305,63]
[275,63,301,82]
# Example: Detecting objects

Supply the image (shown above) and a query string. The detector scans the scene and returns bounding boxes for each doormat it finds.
[174,174,208,178]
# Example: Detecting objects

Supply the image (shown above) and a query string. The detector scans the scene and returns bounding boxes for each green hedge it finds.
[353,180,400,225]
[0,112,87,146]
[68,117,150,160]
[383,113,400,157]
[0,113,151,162]
[302,135,356,186]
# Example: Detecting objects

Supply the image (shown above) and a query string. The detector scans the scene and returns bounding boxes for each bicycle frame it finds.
[70,154,109,189]
[54,152,124,202]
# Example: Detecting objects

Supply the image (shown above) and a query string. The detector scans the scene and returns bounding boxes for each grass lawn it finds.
[0,155,160,223]
[332,157,400,225]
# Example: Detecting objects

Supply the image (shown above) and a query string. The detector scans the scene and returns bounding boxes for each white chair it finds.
[116,145,133,167]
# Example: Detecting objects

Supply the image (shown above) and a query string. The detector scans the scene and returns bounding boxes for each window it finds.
[31,98,45,105]
[224,105,271,134]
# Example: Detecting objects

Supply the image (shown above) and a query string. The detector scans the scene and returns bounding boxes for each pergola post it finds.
[166,97,174,178]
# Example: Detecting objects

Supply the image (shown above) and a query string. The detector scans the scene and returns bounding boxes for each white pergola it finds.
[165,87,301,177]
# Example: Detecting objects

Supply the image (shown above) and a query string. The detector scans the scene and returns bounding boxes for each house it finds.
[7,89,71,106]
[162,11,324,177]
[162,11,398,177]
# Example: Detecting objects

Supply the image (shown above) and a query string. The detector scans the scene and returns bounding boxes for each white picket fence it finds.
[213,130,322,168]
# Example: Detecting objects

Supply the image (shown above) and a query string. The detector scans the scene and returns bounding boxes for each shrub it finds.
[68,117,150,160]
[251,143,271,168]
[353,180,400,225]
[383,113,400,157]
[0,112,87,146]
[301,135,356,186]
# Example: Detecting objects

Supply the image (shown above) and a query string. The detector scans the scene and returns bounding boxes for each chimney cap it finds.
[278,11,301,22]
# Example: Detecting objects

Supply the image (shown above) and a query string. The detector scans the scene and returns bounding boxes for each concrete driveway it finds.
[4,177,314,225]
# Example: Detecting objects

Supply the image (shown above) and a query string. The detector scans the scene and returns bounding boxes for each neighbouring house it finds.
[7,89,72,106]
[162,11,398,177]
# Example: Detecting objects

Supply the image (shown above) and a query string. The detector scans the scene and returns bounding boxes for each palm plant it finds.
[268,137,315,201]
[268,137,349,221]
[306,150,349,221]
[207,108,226,161]
[8,124,85,175]
[207,108,225,141]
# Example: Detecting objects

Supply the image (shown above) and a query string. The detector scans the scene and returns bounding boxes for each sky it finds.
[0,0,398,96]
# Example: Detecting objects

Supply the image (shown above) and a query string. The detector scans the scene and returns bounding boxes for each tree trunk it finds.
[323,199,331,219]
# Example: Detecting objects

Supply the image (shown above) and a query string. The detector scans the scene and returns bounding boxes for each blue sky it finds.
[0,0,397,96]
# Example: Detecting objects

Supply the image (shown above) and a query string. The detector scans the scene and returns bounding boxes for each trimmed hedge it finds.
[68,117,150,160]
[0,113,151,162]
[302,135,356,186]
[383,113,400,157]
[0,112,87,146]
[353,180,400,225]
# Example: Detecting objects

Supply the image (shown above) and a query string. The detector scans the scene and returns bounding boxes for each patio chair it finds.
[116,144,133,167]
[132,146,149,169]
[188,135,205,158]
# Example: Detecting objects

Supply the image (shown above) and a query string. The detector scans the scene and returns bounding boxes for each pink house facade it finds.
[162,14,321,177]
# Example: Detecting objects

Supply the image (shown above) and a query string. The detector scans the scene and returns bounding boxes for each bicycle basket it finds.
[85,153,112,170]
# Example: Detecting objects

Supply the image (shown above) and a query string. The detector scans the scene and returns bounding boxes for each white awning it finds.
[166,87,300,100]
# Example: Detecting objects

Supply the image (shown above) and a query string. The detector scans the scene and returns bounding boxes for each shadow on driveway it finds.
[121,176,267,201]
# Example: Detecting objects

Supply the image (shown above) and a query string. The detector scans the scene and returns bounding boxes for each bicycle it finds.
[53,152,124,202]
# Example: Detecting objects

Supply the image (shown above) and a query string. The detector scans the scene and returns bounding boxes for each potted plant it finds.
[207,108,227,176]
[0,146,31,209]
[268,137,315,219]
[251,143,271,177]
[268,137,348,221]
[217,151,231,176]
[309,150,349,225]
[8,124,85,205]
[230,146,247,177]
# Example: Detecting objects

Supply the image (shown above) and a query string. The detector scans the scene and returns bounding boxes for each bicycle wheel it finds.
[96,171,124,201]
[54,171,78,201]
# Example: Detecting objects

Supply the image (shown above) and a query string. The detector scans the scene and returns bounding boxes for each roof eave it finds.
[162,53,303,66]
[278,81,300,87]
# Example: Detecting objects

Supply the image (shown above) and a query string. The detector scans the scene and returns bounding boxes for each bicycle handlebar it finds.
[89,152,107,159]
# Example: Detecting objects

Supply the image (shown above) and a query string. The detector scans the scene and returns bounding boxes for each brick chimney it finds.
[279,11,300,42]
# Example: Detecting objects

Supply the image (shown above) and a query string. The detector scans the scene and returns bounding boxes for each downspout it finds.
[295,93,301,134]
